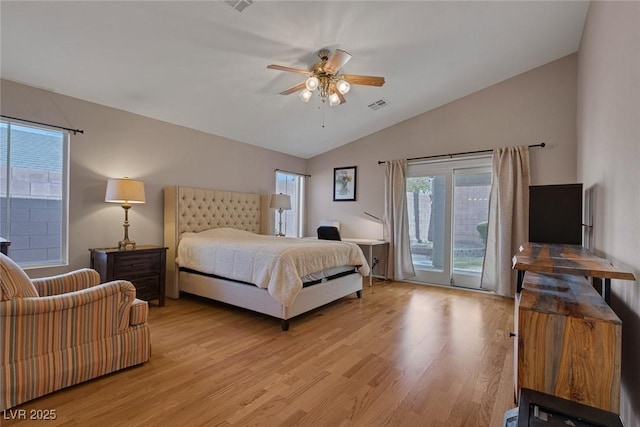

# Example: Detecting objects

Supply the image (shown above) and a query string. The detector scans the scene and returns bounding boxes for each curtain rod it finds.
[377,142,545,164]
[1,115,84,135]
[275,168,311,178]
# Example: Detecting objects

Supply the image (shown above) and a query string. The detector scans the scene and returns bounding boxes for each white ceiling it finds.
[0,1,589,159]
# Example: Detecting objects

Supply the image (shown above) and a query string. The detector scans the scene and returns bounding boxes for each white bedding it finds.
[176,228,370,307]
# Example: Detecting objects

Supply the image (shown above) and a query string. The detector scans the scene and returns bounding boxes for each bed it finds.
[163,186,369,330]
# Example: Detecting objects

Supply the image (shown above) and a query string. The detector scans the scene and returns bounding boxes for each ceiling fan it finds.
[267,48,385,107]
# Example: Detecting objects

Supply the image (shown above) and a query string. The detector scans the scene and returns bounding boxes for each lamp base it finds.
[118,239,136,251]
[276,209,286,237]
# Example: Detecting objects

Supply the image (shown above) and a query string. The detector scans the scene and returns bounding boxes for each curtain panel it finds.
[383,160,416,280]
[480,146,530,297]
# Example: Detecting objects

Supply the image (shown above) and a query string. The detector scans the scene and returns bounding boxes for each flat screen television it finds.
[529,184,583,245]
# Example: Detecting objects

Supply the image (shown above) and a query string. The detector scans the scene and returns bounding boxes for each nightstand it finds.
[90,245,168,306]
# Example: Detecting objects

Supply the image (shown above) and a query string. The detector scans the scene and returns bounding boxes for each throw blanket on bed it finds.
[176,228,370,307]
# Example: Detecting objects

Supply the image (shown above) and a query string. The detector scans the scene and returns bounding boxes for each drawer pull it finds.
[509,332,516,338]
[128,263,149,269]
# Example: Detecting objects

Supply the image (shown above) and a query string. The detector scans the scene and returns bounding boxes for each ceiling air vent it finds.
[225,0,254,13]
[368,99,389,111]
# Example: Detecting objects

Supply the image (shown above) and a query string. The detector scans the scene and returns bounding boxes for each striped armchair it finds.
[0,253,151,410]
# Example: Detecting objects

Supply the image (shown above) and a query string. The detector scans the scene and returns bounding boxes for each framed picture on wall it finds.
[333,166,357,201]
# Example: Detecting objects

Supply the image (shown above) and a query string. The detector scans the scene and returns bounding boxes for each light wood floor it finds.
[4,281,516,427]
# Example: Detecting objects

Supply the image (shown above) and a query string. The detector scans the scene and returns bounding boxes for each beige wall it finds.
[577,2,640,425]
[306,54,579,240]
[0,79,306,278]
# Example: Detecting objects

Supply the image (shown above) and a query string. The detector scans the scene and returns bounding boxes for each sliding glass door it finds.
[407,169,452,285]
[407,157,492,288]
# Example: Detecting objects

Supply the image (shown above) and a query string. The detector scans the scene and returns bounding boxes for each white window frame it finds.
[1,118,69,268]
[275,170,306,237]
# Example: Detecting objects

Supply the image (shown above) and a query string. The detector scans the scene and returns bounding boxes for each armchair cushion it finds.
[0,253,38,301]
[32,268,101,296]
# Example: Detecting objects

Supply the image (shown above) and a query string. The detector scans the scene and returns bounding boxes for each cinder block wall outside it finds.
[0,165,62,264]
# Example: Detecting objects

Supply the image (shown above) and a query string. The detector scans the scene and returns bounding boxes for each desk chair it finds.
[317,226,341,241]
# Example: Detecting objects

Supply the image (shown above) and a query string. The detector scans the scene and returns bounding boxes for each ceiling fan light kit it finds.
[268,48,385,107]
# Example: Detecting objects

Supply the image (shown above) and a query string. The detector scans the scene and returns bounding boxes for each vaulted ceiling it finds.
[0,1,589,159]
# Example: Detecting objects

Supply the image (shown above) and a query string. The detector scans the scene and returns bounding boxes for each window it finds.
[275,170,306,237]
[1,119,69,267]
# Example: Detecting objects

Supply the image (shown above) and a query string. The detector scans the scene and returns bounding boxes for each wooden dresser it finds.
[515,271,621,413]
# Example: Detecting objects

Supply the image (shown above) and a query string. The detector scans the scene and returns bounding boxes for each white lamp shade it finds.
[336,80,351,95]
[299,89,313,103]
[328,92,341,107]
[305,76,319,91]
[105,178,146,204]
[270,193,291,210]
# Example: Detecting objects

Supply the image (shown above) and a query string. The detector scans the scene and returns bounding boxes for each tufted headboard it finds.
[163,186,272,298]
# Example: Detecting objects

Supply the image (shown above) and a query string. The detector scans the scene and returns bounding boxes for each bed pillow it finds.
[0,253,39,300]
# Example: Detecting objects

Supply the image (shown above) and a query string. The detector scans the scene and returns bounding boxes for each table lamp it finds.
[105,177,146,250]
[270,193,291,237]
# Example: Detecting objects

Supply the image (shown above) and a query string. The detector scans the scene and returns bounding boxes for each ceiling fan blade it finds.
[336,91,346,105]
[324,49,352,74]
[279,81,307,95]
[267,64,311,75]
[342,74,386,87]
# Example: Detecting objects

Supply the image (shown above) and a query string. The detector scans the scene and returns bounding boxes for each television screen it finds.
[529,184,583,245]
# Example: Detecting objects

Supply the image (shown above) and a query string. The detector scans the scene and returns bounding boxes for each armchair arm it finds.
[31,268,101,296]
[129,299,149,326]
[1,280,137,363]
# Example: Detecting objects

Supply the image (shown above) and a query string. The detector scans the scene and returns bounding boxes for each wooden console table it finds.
[515,272,621,412]
[512,242,635,303]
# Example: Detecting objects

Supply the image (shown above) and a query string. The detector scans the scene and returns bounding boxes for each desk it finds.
[512,242,635,304]
[343,238,389,287]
